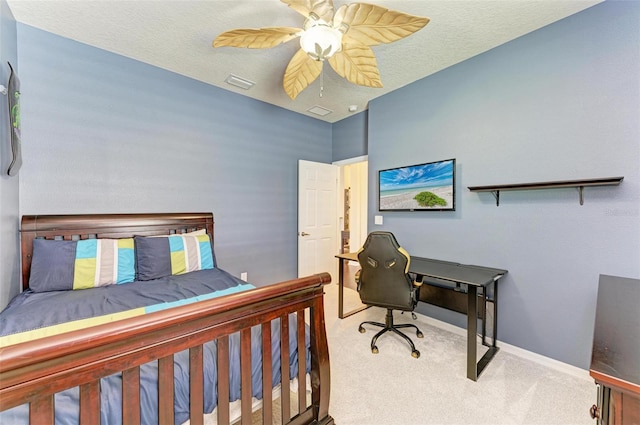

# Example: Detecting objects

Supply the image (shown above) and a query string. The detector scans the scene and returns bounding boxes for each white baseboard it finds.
[421,315,592,383]
[498,340,592,382]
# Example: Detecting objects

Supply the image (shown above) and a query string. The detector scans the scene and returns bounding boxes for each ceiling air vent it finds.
[307,105,333,117]
[225,74,255,90]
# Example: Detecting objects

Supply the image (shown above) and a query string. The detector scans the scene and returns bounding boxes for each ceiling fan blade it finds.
[328,44,382,88]
[333,3,429,46]
[283,49,323,100]
[281,0,334,23]
[213,27,301,49]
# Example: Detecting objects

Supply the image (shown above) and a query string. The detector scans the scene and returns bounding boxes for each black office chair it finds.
[356,231,423,358]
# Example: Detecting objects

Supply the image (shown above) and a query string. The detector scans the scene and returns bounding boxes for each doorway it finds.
[335,156,368,291]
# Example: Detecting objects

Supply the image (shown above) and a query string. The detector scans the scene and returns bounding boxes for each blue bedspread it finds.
[0,268,310,424]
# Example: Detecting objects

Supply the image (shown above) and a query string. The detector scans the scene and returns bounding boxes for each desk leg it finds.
[337,257,369,319]
[471,282,500,380]
[467,285,478,381]
[493,281,498,347]
[481,287,487,346]
[338,258,345,319]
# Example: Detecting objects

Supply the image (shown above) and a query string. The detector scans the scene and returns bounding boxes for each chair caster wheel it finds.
[358,326,366,333]
[411,350,420,359]
[372,346,379,354]
[417,331,424,338]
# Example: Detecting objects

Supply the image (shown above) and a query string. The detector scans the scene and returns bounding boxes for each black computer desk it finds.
[335,252,507,381]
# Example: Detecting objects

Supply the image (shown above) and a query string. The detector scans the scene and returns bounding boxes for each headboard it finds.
[20,212,214,291]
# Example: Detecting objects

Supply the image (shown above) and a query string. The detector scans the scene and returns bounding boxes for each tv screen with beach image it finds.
[379,159,455,211]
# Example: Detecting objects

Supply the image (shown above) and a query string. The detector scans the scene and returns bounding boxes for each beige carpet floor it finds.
[247,279,595,424]
[323,282,595,425]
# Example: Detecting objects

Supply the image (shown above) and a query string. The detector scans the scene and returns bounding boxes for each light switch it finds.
[374,215,383,225]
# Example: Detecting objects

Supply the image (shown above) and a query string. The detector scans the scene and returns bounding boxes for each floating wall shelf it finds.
[468,176,624,206]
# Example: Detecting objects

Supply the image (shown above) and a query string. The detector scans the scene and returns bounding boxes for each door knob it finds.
[589,404,599,419]
[300,232,310,236]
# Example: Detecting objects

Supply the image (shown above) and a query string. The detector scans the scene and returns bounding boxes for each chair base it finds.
[359,308,423,358]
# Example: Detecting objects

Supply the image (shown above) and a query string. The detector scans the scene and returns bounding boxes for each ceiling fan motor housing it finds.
[300,19,343,61]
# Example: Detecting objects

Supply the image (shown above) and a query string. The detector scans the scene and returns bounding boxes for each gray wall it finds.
[332,110,367,162]
[14,24,332,294]
[367,1,639,369]
[0,0,19,308]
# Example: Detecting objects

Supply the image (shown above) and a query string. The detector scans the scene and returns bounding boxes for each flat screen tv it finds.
[379,158,455,211]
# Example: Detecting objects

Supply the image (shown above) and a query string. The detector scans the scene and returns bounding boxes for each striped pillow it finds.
[28,238,136,292]
[135,234,214,281]
[73,238,136,290]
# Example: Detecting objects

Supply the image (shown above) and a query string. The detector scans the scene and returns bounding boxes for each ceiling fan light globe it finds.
[300,23,342,61]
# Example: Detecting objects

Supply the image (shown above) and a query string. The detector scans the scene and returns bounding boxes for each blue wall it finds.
[367,1,639,369]
[332,110,367,162]
[0,0,19,308]
[15,24,332,289]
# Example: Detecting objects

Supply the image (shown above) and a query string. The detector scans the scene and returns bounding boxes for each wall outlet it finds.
[374,215,383,225]
[240,272,248,281]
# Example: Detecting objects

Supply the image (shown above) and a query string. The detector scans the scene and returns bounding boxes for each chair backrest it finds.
[357,232,416,311]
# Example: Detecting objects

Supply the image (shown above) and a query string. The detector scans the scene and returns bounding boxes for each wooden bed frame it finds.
[0,212,334,425]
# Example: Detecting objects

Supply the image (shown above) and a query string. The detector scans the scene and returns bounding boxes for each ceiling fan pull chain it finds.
[320,66,324,98]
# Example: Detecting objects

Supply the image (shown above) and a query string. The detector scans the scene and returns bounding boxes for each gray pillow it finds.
[134,236,172,280]
[29,239,77,292]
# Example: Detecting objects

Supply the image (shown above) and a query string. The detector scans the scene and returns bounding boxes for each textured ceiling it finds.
[7,0,601,123]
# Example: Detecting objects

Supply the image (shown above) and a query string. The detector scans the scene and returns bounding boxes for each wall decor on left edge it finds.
[7,61,21,176]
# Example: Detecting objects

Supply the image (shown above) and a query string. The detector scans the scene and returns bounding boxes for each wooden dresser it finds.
[589,274,640,424]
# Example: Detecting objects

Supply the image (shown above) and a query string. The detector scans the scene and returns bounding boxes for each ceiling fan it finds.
[213,0,430,100]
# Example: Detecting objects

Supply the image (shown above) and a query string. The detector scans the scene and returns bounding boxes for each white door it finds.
[298,160,338,282]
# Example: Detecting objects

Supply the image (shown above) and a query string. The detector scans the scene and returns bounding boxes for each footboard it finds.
[0,272,334,425]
